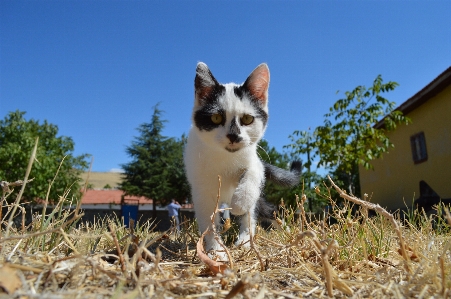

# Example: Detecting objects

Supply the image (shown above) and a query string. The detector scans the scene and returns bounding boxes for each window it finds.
[410,132,428,164]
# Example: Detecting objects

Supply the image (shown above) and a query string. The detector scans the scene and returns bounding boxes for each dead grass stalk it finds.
[1,171,450,298]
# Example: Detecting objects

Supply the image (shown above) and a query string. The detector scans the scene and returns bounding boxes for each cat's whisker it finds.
[256,143,271,164]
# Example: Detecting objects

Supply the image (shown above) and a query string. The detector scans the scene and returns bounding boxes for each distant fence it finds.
[2,206,195,232]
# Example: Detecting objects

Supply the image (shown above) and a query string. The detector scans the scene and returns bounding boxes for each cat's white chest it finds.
[184,129,253,203]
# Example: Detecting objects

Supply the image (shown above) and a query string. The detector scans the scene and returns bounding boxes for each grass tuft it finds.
[1,171,450,298]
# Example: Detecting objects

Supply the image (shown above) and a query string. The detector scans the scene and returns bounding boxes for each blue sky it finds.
[1,0,450,172]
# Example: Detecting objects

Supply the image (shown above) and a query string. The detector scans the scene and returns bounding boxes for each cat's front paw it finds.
[230,201,247,215]
[207,249,229,262]
[234,235,251,249]
[204,235,229,261]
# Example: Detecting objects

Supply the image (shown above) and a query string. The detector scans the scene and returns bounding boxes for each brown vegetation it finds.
[1,173,450,298]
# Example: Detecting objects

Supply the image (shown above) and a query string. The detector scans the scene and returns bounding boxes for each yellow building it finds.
[359,66,451,211]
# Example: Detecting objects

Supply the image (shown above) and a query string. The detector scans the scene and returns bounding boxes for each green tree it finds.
[315,75,410,195]
[164,134,191,202]
[120,105,190,217]
[286,128,316,171]
[257,140,299,206]
[0,110,89,203]
[285,128,319,211]
[258,139,327,211]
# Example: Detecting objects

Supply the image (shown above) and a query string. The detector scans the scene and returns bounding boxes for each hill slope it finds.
[80,172,122,189]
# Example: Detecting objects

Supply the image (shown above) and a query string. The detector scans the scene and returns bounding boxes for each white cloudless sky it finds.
[1,0,450,172]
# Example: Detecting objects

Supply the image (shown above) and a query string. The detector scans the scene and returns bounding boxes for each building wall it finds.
[359,84,451,210]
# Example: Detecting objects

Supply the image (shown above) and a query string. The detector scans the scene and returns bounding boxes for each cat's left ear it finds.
[195,62,219,106]
[243,63,270,105]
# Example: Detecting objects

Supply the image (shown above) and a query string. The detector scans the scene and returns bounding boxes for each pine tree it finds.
[120,105,190,216]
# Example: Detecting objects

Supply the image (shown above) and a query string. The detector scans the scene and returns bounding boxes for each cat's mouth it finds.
[225,146,241,153]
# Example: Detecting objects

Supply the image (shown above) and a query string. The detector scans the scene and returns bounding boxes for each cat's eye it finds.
[211,113,223,124]
[240,114,254,125]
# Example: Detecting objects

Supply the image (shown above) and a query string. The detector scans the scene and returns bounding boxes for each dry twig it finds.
[327,175,411,273]
[109,224,127,275]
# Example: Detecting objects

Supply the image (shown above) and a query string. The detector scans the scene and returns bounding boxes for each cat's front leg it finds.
[230,168,263,216]
[193,194,229,261]
[201,215,229,261]
[230,169,263,248]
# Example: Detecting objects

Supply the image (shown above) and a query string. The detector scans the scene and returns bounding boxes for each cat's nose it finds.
[226,134,241,144]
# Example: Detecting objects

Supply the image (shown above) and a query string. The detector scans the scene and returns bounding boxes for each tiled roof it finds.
[80,189,194,209]
[81,189,153,205]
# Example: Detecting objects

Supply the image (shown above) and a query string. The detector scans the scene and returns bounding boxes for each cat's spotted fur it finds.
[184,62,300,259]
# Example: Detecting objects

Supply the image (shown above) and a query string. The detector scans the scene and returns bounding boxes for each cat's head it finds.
[192,62,270,153]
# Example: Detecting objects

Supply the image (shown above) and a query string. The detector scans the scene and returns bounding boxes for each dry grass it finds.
[1,175,451,299]
[79,172,122,189]
[1,148,450,298]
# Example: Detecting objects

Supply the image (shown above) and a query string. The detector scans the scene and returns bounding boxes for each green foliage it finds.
[0,110,89,203]
[285,130,330,211]
[164,134,191,202]
[259,139,329,211]
[289,75,410,197]
[286,128,316,170]
[258,139,295,205]
[120,105,190,208]
[299,170,331,212]
[315,75,410,195]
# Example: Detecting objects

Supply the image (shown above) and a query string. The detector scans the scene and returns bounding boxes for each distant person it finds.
[167,199,181,231]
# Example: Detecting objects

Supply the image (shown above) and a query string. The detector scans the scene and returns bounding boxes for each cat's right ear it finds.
[195,62,219,105]
[243,63,270,105]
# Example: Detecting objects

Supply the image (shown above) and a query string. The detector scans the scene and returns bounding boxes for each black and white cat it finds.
[184,62,300,259]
